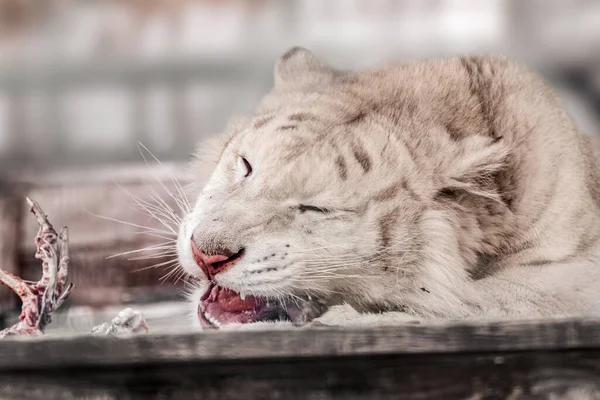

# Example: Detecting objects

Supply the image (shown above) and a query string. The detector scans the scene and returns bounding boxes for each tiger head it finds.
[176,48,560,328]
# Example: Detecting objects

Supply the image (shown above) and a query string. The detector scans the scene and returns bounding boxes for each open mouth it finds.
[198,283,327,329]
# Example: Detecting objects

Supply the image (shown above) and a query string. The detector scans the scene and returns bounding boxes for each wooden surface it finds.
[0,179,28,311]
[1,163,192,311]
[1,318,600,399]
[44,301,193,336]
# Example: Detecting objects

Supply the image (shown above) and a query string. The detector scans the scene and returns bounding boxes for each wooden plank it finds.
[2,318,600,369]
[16,162,190,249]
[0,180,28,312]
[1,320,600,399]
[8,163,193,307]
[1,350,600,400]
[42,301,193,336]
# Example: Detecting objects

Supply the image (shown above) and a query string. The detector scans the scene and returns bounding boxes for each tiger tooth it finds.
[204,312,221,327]
[240,293,246,300]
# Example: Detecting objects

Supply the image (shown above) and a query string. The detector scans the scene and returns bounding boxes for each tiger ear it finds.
[436,136,510,203]
[274,47,340,87]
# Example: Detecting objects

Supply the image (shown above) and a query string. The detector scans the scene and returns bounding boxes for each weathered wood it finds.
[16,163,190,250]
[3,318,600,369]
[2,351,600,400]
[42,301,193,336]
[8,163,192,307]
[0,179,28,312]
[1,319,600,399]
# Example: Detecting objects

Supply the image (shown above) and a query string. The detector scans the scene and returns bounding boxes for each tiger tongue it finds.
[202,284,261,312]
[200,285,260,312]
[199,284,326,328]
[215,287,261,312]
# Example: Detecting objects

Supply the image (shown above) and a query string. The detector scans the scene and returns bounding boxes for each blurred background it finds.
[0,0,599,173]
[1,0,600,333]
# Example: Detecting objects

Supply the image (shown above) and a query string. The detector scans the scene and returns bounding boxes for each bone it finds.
[90,307,149,336]
[0,198,74,338]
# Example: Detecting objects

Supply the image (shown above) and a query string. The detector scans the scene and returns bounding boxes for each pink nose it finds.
[190,237,243,279]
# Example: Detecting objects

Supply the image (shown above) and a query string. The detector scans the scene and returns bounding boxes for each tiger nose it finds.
[190,236,243,279]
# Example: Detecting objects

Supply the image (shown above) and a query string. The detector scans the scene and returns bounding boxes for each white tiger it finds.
[176,47,600,330]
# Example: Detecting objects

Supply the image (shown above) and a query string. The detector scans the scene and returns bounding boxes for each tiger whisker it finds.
[106,243,176,259]
[87,210,175,236]
[159,264,185,285]
[132,258,179,272]
[133,231,177,241]
[112,180,181,233]
[137,142,191,214]
[127,251,178,261]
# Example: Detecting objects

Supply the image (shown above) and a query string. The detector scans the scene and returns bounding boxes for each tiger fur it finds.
[177,47,600,329]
